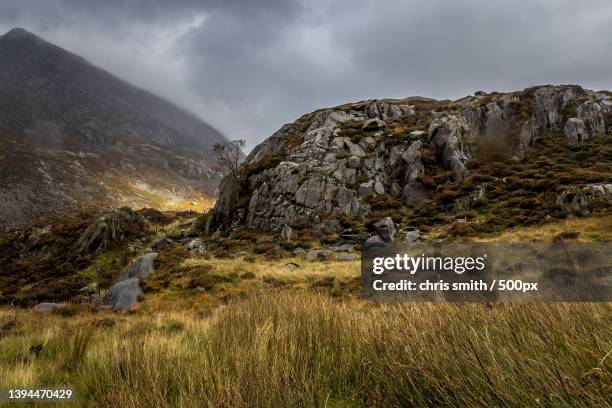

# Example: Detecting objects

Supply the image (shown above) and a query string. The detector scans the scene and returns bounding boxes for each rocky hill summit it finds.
[0,28,227,229]
[207,85,612,241]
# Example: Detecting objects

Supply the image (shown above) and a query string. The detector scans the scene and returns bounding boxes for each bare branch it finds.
[213,139,245,181]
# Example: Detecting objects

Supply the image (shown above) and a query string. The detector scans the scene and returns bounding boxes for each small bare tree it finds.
[212,139,245,181]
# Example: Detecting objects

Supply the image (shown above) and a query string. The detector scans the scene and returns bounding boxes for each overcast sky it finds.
[1,0,611,151]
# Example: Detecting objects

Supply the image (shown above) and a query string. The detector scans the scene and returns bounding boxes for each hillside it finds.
[0,28,226,230]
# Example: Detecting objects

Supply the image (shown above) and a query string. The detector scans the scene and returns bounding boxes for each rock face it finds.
[563,118,588,145]
[279,224,294,242]
[207,85,611,235]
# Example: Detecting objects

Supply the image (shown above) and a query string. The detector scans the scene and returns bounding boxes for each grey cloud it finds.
[1,0,611,151]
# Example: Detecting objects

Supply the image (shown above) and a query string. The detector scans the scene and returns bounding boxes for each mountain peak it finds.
[1,27,48,50]
[0,28,226,229]
[2,27,39,40]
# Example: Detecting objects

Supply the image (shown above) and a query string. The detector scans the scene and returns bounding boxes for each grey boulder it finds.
[34,302,63,312]
[306,249,331,261]
[329,244,355,253]
[122,252,158,280]
[347,156,361,169]
[372,217,396,242]
[338,254,355,261]
[365,235,384,243]
[292,248,306,257]
[283,262,300,270]
[107,278,143,311]
[186,238,206,253]
[362,118,386,131]
[404,230,424,243]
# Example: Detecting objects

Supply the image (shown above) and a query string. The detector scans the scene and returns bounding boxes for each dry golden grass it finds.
[474,214,612,242]
[182,256,360,280]
[1,217,611,407]
[0,293,610,407]
[138,255,361,312]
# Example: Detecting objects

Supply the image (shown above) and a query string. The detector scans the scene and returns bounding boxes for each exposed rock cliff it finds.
[207,85,611,239]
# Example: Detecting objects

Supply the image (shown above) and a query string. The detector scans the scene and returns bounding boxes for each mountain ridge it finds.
[0,27,226,230]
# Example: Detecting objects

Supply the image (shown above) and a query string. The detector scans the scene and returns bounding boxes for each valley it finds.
[0,29,610,407]
[0,28,225,230]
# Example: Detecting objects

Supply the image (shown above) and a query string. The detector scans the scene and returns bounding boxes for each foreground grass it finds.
[1,292,610,407]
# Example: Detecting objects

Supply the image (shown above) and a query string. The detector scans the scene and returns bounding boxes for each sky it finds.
[1,0,612,151]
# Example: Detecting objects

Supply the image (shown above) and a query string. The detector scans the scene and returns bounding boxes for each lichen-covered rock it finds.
[206,85,610,236]
[338,254,355,261]
[533,85,585,132]
[453,183,490,212]
[329,244,355,253]
[556,184,612,213]
[306,249,331,261]
[428,114,471,180]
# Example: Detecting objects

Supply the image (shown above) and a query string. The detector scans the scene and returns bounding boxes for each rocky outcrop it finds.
[75,207,146,255]
[428,113,471,179]
[207,85,610,235]
[208,103,428,234]
[453,183,490,213]
[556,184,612,214]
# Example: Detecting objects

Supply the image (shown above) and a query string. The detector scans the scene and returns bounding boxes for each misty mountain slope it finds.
[0,28,226,230]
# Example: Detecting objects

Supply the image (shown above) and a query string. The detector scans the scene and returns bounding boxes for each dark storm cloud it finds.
[1,0,611,150]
